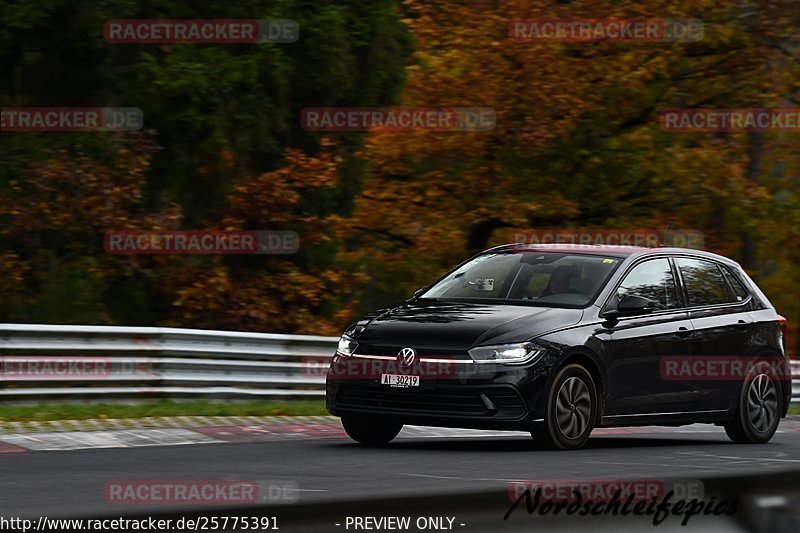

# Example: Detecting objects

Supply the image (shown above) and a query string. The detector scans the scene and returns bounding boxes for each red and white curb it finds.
[1,416,797,453]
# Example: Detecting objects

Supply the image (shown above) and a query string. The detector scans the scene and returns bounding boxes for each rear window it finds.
[721,267,750,302]
[675,258,732,306]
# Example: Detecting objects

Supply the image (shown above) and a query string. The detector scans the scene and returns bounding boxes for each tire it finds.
[532,364,597,450]
[724,362,782,444]
[341,415,403,446]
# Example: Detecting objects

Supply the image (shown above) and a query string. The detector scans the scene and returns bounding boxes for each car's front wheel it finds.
[532,364,597,450]
[724,362,782,444]
[341,415,403,446]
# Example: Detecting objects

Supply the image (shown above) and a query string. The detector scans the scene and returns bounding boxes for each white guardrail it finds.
[0,324,798,405]
[792,360,800,406]
[0,324,337,399]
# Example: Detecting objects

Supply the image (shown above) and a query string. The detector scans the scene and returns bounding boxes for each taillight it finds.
[777,314,787,337]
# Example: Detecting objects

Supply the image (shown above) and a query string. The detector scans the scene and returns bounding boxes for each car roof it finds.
[486,243,741,267]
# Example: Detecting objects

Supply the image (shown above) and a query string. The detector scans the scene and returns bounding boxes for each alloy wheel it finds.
[747,374,777,432]
[555,376,592,440]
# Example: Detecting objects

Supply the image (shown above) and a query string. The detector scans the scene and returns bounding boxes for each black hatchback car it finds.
[326,244,789,449]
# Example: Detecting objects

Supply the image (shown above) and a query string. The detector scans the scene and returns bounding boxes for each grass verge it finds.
[0,400,327,422]
[2,401,795,422]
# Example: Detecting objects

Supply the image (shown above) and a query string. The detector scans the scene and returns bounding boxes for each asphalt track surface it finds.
[2,420,800,532]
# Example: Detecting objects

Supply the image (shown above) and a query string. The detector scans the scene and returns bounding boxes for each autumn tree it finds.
[346,0,799,355]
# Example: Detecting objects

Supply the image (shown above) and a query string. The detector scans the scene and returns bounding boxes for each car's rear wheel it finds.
[532,364,597,450]
[341,415,403,446]
[724,362,781,444]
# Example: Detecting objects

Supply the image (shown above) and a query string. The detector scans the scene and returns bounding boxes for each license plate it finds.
[381,374,420,388]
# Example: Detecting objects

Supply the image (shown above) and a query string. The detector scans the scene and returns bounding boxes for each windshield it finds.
[421,251,623,308]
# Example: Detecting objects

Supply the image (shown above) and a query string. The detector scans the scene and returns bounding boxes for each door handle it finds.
[675,326,692,338]
[734,320,751,331]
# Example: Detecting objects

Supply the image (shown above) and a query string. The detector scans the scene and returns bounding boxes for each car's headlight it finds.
[467,342,544,365]
[336,334,358,356]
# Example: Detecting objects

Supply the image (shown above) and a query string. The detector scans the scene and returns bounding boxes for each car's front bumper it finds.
[325,354,553,431]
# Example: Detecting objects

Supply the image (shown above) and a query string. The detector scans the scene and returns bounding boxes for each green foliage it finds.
[0,0,411,330]
[1,0,798,359]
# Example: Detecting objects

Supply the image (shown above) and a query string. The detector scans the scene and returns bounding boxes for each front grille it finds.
[336,385,526,419]
[355,345,472,363]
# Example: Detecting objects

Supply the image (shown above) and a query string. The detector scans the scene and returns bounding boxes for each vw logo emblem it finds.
[397,347,417,367]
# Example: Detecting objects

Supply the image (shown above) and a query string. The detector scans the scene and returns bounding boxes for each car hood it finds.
[353,300,583,351]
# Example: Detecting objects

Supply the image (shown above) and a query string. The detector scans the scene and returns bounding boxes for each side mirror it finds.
[602,294,654,319]
[618,295,655,316]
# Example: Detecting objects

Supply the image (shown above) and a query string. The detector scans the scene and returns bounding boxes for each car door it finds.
[596,257,695,415]
[674,257,757,411]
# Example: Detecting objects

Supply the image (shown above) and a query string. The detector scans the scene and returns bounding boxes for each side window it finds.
[675,258,731,306]
[616,258,680,311]
[721,267,750,302]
